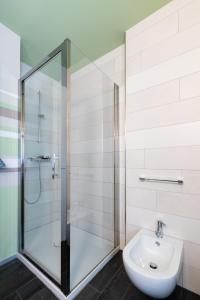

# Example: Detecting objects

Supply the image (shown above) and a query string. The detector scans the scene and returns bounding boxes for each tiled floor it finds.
[0,259,57,300]
[1,252,200,300]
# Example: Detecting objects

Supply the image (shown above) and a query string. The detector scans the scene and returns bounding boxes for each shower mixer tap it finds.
[52,153,58,179]
[28,155,51,162]
[27,155,58,179]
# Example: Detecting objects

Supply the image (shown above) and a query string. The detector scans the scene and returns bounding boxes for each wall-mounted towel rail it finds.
[139,176,183,185]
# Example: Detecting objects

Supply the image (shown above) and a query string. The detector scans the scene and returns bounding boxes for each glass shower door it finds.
[20,39,119,295]
[70,42,119,289]
[20,41,70,292]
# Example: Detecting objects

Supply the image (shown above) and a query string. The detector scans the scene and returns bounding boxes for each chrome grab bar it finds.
[139,176,183,185]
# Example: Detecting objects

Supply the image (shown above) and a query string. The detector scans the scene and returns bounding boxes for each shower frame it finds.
[19,39,120,296]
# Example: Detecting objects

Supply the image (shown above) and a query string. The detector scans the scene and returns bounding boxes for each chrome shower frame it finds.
[19,39,71,294]
[19,38,120,296]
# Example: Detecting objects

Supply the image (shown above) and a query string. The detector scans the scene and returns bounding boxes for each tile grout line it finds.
[95,266,124,300]
[90,256,123,295]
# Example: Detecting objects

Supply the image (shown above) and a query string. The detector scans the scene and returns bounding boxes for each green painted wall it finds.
[0,0,171,67]
[0,187,18,261]
[0,22,20,264]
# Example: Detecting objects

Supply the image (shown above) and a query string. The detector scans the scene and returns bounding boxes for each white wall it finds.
[126,0,200,295]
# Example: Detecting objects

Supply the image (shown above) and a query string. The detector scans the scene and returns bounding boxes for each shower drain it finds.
[149,262,158,270]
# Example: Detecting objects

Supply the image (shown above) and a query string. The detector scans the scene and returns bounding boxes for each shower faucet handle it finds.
[52,153,59,179]
[37,155,51,160]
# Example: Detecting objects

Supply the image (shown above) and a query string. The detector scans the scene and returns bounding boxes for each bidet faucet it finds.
[155,220,166,238]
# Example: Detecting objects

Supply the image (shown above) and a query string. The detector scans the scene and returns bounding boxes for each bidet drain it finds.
[149,262,158,269]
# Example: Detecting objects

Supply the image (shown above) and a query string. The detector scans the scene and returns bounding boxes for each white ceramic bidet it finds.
[123,229,183,298]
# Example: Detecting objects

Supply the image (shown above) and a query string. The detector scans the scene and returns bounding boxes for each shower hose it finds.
[24,160,42,205]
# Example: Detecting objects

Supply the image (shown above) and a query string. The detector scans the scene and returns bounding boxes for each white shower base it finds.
[24,221,114,289]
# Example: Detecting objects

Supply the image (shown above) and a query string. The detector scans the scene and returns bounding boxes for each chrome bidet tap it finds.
[155,220,166,238]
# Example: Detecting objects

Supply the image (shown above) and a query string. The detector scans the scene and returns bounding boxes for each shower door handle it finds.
[52,154,58,179]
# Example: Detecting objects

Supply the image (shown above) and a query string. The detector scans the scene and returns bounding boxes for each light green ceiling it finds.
[0,0,171,67]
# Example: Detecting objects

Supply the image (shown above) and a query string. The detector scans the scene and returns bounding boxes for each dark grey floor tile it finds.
[122,284,154,300]
[0,260,23,280]
[123,284,183,300]
[3,292,20,300]
[90,251,122,292]
[161,285,183,300]
[0,259,17,271]
[182,288,200,300]
[75,284,100,300]
[0,261,34,299]
[28,287,58,300]
[17,277,44,299]
[97,267,130,300]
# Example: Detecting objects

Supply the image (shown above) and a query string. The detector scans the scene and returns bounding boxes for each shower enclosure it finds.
[20,39,119,295]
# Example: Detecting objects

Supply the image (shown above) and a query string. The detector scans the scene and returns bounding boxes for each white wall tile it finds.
[71,137,114,154]
[145,146,200,170]
[71,179,114,199]
[126,54,142,77]
[179,0,200,31]
[126,0,192,40]
[180,72,200,100]
[157,191,200,219]
[126,206,157,230]
[71,152,113,168]
[126,13,178,57]
[127,98,200,131]
[126,80,179,113]
[126,149,145,169]
[184,241,200,270]
[71,122,113,142]
[127,48,200,95]
[182,170,200,194]
[126,224,140,243]
[127,187,157,210]
[142,23,200,70]
[182,264,200,295]
[71,167,114,183]
[127,121,200,150]
[71,193,113,214]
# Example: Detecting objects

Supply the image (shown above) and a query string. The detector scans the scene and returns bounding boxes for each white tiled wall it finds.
[126,0,200,295]
[71,45,125,247]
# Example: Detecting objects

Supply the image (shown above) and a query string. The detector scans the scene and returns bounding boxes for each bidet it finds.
[123,229,183,298]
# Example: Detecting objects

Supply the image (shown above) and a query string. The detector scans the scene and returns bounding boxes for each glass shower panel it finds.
[23,53,62,283]
[70,43,116,289]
